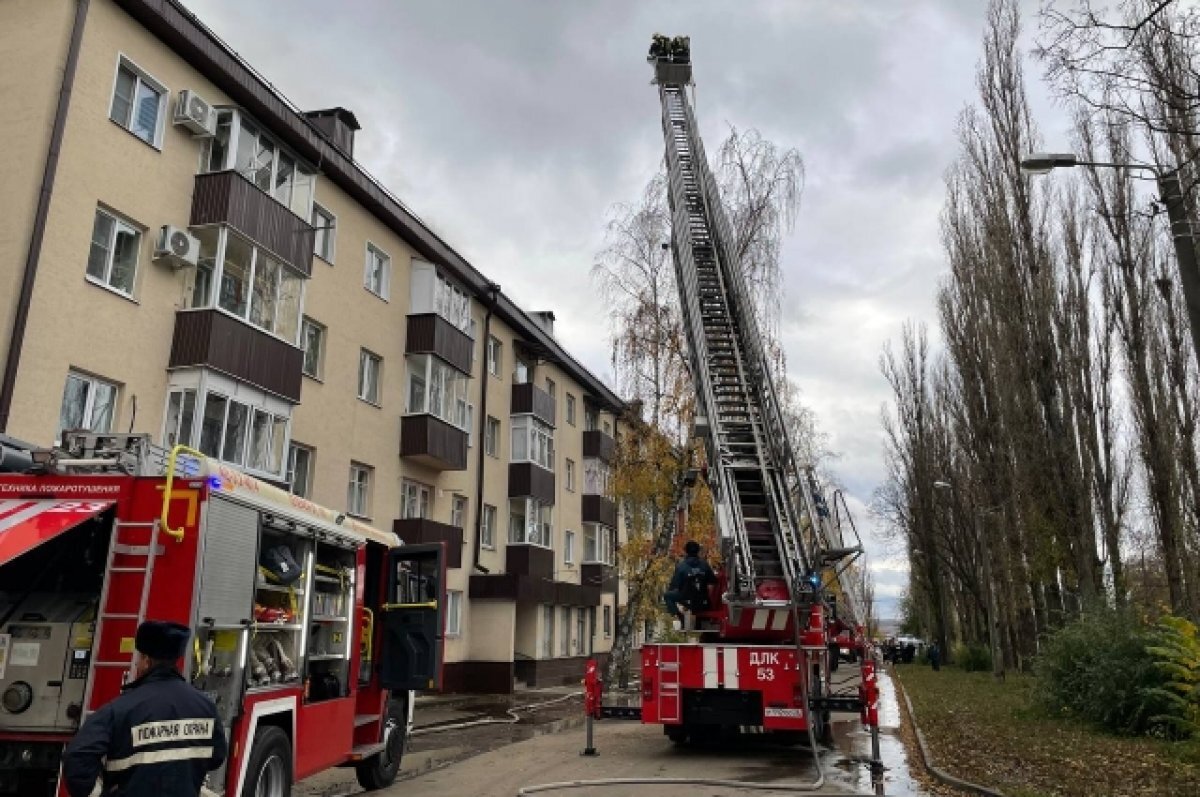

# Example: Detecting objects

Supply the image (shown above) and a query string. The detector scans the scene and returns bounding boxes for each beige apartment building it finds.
[0,0,625,692]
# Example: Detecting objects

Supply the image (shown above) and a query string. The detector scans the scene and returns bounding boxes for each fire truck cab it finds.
[0,433,445,797]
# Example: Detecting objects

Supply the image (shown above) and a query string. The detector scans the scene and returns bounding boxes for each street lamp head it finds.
[1020,152,1079,174]
[932,480,952,491]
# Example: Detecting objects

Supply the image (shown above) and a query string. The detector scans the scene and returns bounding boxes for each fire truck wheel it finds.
[241,726,292,797]
[355,698,406,790]
[664,724,689,745]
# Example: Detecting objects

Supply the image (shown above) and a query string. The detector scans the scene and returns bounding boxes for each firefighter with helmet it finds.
[63,620,227,797]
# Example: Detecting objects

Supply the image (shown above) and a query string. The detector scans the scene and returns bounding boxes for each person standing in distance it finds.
[63,620,227,797]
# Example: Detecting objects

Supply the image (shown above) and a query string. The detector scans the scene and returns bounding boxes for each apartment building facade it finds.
[0,0,625,692]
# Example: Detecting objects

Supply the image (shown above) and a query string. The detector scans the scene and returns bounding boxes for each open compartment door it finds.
[379,542,445,691]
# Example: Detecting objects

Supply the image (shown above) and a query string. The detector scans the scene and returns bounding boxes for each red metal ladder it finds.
[658,645,681,723]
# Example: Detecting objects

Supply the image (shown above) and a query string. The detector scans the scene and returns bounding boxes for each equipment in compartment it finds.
[0,595,96,732]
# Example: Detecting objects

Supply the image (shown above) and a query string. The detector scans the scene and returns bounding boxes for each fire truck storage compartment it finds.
[681,688,764,727]
[0,508,113,795]
[306,540,355,702]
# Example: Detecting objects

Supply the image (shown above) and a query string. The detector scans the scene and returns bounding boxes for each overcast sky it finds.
[184,0,1073,619]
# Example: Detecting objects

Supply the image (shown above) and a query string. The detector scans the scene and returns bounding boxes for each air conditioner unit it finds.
[154,226,200,268]
[173,89,215,136]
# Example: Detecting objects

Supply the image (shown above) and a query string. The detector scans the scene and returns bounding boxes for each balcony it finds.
[393,517,464,568]
[506,544,553,579]
[511,383,555,426]
[582,494,618,528]
[582,429,616,463]
[581,563,618,593]
[469,572,600,606]
[191,171,315,276]
[405,314,473,375]
[508,463,555,504]
[168,309,303,401]
[400,414,469,471]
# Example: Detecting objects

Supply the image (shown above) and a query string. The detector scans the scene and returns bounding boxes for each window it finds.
[584,459,611,495]
[288,443,314,498]
[200,109,315,216]
[163,389,197,448]
[434,272,472,332]
[565,530,575,564]
[358,350,382,404]
[585,407,598,432]
[405,354,469,429]
[541,606,555,659]
[109,58,165,146]
[511,416,554,470]
[509,498,552,548]
[196,392,288,474]
[583,523,615,565]
[348,463,372,517]
[58,371,117,443]
[481,504,496,549]
[452,496,468,529]
[364,243,391,299]
[576,609,586,654]
[513,356,532,385]
[545,378,556,401]
[312,203,336,263]
[603,420,613,436]
[560,607,571,657]
[566,394,576,426]
[301,317,325,379]
[484,416,500,458]
[401,480,431,520]
[86,208,140,295]
[566,459,576,492]
[196,227,303,341]
[447,591,462,636]
[486,336,501,377]
[603,605,612,638]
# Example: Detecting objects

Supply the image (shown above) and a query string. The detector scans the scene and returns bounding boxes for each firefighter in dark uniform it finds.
[63,620,227,797]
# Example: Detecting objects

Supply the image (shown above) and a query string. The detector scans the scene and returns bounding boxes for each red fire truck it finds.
[0,433,445,797]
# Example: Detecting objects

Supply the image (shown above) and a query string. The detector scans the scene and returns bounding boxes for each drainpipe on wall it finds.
[0,0,91,434]
[471,282,502,573]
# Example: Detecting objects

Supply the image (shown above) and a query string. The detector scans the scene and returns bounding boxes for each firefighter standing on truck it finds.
[664,540,717,629]
[63,620,227,797]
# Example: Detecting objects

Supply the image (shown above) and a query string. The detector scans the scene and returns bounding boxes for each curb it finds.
[892,670,1006,797]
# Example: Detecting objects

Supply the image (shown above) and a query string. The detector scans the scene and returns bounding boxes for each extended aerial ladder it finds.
[583,37,876,755]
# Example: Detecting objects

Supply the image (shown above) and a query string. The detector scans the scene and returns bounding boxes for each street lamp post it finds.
[933,480,1005,681]
[1020,152,1200,362]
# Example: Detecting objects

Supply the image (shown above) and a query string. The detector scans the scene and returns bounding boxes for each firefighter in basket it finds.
[664,540,717,630]
[63,620,227,797]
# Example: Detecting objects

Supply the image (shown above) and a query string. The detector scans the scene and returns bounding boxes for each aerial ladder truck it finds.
[584,36,877,748]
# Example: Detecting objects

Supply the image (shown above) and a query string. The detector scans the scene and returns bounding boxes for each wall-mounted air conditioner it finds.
[154,225,200,268]
[173,89,216,137]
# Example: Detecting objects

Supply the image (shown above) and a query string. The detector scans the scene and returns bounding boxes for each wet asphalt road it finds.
[295,667,926,797]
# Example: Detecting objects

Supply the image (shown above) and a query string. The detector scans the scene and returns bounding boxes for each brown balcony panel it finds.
[169,309,302,401]
[582,430,616,463]
[400,414,468,470]
[508,463,555,504]
[510,383,555,426]
[393,517,464,568]
[405,314,473,375]
[191,170,315,276]
[581,563,618,593]
[582,494,618,528]
[506,544,553,580]
[469,573,599,606]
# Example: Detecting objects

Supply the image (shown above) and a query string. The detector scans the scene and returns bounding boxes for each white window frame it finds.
[434,272,472,332]
[508,497,553,548]
[301,317,325,380]
[348,462,372,518]
[287,443,314,499]
[541,605,555,659]
[582,523,614,565]
[576,608,586,654]
[162,388,198,449]
[200,108,316,218]
[484,416,500,458]
[401,479,431,520]
[545,377,556,401]
[560,607,571,657]
[58,370,118,444]
[358,349,382,405]
[109,55,167,148]
[86,207,142,297]
[566,394,576,426]
[481,504,496,549]
[510,415,554,470]
[405,354,470,430]
[486,336,501,377]
[584,459,611,496]
[312,202,336,263]
[565,459,576,492]
[451,496,468,529]
[446,590,463,637]
[195,226,306,344]
[195,391,290,477]
[565,530,575,565]
[364,242,391,299]
[603,605,612,638]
